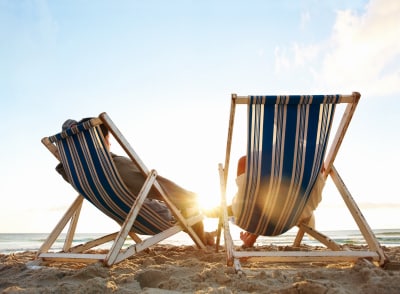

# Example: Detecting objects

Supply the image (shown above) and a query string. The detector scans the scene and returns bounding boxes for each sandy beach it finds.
[1,244,399,293]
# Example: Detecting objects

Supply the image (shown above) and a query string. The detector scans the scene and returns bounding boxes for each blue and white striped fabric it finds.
[235,95,338,236]
[49,120,173,235]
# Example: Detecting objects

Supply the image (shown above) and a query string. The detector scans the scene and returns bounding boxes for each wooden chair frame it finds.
[34,112,205,266]
[217,92,387,272]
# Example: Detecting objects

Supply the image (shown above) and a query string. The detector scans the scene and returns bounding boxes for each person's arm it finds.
[55,163,70,183]
[237,156,246,177]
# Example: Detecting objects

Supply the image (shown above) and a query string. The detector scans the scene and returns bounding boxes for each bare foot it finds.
[240,231,258,248]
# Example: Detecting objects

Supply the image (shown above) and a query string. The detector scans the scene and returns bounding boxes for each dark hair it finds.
[79,117,109,137]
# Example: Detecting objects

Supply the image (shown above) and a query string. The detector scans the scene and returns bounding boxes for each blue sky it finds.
[1,0,399,233]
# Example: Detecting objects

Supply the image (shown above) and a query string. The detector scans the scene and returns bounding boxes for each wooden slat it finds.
[36,195,84,256]
[113,217,202,265]
[330,166,387,265]
[105,170,158,265]
[128,232,142,243]
[69,233,119,253]
[100,112,150,175]
[63,199,82,251]
[323,92,360,176]
[114,225,183,264]
[223,94,237,185]
[38,252,107,264]
[298,223,341,251]
[234,250,380,263]
[233,93,359,105]
[218,163,235,266]
[216,95,237,253]
[41,137,60,161]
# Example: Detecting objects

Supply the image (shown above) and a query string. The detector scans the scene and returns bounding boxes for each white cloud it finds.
[274,0,400,96]
[300,10,311,30]
[293,43,320,67]
[274,46,291,73]
[273,42,321,80]
[319,0,400,95]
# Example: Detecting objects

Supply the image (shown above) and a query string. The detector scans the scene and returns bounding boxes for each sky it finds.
[0,0,399,234]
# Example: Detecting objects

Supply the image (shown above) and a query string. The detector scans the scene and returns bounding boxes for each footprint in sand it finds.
[136,269,169,289]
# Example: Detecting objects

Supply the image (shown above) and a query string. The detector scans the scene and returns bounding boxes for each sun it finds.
[196,182,237,215]
[197,190,220,212]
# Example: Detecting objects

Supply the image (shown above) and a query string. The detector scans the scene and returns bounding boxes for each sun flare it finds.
[197,191,220,211]
[196,183,237,214]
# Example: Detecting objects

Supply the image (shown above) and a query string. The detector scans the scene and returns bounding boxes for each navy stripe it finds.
[235,95,337,236]
[258,94,340,105]
[54,125,172,235]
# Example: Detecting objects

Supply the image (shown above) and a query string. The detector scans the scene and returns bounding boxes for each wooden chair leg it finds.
[63,199,83,251]
[105,170,157,265]
[293,227,305,247]
[330,165,387,265]
[37,195,84,256]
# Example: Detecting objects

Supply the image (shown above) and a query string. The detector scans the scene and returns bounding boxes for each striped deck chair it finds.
[217,92,387,271]
[36,113,205,266]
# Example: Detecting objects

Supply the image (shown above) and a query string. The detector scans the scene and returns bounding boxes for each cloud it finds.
[319,0,400,95]
[274,46,291,73]
[274,0,400,96]
[293,43,320,67]
[300,10,311,30]
[274,42,321,80]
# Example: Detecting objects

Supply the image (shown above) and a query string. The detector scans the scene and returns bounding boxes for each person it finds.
[233,155,325,248]
[56,118,216,246]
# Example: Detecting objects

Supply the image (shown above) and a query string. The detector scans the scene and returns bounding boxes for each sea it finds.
[1,221,399,255]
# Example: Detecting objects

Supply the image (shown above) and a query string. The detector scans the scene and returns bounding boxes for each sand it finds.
[1,245,400,294]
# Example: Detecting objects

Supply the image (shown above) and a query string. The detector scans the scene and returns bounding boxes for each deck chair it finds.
[217,92,387,271]
[35,112,205,266]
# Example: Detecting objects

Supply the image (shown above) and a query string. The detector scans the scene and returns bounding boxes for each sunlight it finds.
[197,191,220,211]
[196,181,237,218]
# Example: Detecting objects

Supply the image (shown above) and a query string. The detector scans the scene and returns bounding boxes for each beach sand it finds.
[1,245,400,293]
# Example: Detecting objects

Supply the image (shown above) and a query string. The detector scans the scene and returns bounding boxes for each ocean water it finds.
[1,223,399,255]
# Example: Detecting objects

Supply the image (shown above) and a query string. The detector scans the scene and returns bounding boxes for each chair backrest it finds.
[235,95,338,236]
[49,120,172,235]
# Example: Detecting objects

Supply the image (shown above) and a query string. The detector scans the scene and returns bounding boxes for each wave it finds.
[1,229,400,254]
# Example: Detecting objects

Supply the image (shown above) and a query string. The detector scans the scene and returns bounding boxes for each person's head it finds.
[78,117,109,137]
[78,117,111,150]
[62,119,78,131]
[61,117,111,150]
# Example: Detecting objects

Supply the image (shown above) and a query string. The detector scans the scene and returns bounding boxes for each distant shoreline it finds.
[1,228,400,254]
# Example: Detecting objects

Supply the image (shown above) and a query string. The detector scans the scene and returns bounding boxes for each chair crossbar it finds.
[234,93,359,105]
